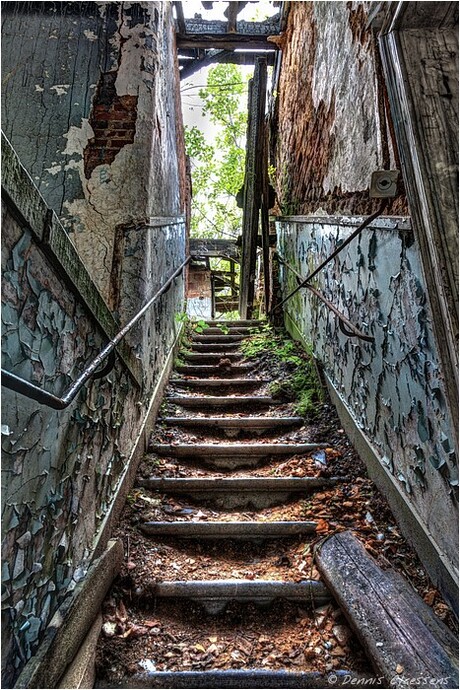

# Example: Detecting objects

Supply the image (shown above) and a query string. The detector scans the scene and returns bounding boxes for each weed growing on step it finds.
[240,324,323,417]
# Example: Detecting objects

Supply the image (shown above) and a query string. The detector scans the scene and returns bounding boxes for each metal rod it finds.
[277,255,374,343]
[1,257,190,409]
[270,202,387,314]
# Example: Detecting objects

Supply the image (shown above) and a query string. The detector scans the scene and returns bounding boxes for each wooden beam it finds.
[316,531,458,688]
[180,49,275,81]
[177,33,277,50]
[239,58,267,319]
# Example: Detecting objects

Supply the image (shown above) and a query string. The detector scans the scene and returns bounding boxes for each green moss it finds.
[240,324,323,417]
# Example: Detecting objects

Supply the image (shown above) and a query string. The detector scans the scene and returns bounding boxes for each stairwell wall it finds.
[273,2,458,609]
[276,216,458,609]
[1,1,186,305]
[1,1,188,685]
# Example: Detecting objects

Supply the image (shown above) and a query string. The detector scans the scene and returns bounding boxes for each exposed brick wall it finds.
[84,72,138,179]
[187,266,211,298]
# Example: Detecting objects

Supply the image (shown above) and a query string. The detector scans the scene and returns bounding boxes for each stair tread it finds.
[175,365,254,377]
[183,352,243,357]
[138,476,339,489]
[205,320,264,325]
[96,670,372,690]
[166,395,278,403]
[149,578,326,589]
[159,416,304,426]
[151,442,327,455]
[140,521,318,537]
[191,335,248,342]
[170,378,270,386]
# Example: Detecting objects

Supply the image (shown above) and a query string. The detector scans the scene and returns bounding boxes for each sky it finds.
[179,1,276,136]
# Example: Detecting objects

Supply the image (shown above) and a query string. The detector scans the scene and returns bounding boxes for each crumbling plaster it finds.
[1,2,184,301]
[277,217,458,591]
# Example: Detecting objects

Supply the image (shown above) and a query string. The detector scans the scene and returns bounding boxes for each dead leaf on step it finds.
[315,518,330,533]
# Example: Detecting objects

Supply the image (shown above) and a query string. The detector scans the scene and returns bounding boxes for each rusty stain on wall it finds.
[346,2,372,49]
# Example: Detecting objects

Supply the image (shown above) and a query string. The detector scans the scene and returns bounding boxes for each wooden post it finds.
[260,118,271,314]
[173,2,186,34]
[239,58,267,319]
[227,2,239,33]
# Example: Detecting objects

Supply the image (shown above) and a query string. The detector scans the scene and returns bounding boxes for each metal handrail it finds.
[276,254,374,343]
[1,257,191,409]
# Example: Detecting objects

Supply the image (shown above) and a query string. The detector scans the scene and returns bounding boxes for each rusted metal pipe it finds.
[1,257,191,409]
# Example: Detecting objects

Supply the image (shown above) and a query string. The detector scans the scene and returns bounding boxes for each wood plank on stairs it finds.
[315,531,459,688]
[165,395,278,409]
[140,521,317,539]
[96,669,380,689]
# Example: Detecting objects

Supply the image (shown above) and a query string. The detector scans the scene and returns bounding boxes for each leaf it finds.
[315,518,330,533]
[116,600,128,623]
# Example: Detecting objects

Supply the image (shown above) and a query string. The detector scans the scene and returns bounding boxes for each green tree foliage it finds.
[184,64,249,239]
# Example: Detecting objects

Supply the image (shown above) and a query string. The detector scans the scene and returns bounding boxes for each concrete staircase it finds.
[97,321,365,688]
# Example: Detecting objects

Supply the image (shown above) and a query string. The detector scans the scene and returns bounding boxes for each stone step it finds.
[165,395,278,410]
[200,327,253,336]
[182,352,243,364]
[175,365,254,378]
[149,442,328,469]
[143,579,330,613]
[96,670,374,689]
[138,476,340,509]
[188,342,242,352]
[191,334,248,344]
[159,416,303,436]
[169,378,270,391]
[205,320,264,327]
[139,477,337,493]
[141,521,317,540]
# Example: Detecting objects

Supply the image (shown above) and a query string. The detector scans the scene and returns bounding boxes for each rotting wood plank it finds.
[315,531,458,689]
[177,34,277,50]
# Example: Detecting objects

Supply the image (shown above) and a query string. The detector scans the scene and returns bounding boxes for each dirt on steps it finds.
[95,324,457,685]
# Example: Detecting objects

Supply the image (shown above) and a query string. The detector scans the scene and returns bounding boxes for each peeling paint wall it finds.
[1,2,187,683]
[1,2,186,302]
[277,216,458,601]
[1,193,185,687]
[273,2,408,216]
